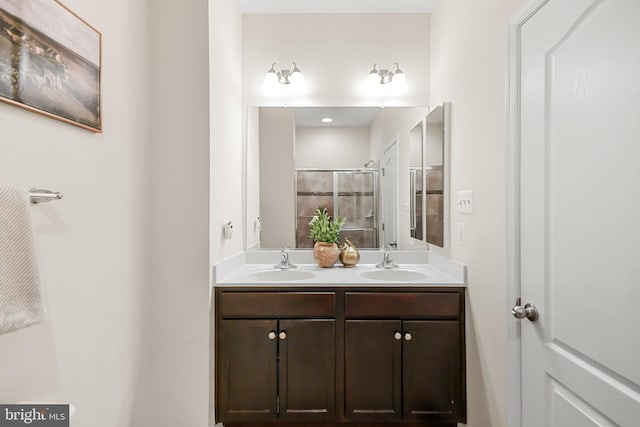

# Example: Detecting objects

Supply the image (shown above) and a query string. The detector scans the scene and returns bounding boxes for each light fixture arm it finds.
[270,62,281,74]
[368,62,405,85]
[265,62,303,85]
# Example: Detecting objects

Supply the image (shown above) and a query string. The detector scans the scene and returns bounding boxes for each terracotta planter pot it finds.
[313,241,340,268]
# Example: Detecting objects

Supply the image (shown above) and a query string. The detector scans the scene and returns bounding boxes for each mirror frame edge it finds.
[426,101,451,256]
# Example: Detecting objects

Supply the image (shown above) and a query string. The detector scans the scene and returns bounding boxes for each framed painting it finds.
[0,0,101,132]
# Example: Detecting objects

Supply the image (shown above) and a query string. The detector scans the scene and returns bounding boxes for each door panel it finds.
[520,0,640,425]
[345,320,402,420]
[218,319,278,422]
[403,321,460,420]
[550,378,616,427]
[279,319,336,421]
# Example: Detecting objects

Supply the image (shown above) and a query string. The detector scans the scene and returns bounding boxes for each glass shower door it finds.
[334,171,378,248]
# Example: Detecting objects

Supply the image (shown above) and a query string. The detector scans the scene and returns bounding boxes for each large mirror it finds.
[409,120,424,241]
[424,102,450,248]
[245,106,431,249]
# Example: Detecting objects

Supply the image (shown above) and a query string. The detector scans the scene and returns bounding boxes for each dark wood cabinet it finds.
[279,319,335,420]
[345,320,463,423]
[345,320,402,420]
[215,287,465,427]
[402,321,462,421]
[215,291,336,424]
[218,319,278,422]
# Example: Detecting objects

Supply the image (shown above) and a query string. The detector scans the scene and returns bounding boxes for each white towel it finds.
[0,184,46,335]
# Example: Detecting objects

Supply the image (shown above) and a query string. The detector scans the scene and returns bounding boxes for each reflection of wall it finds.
[246,107,261,248]
[296,127,370,168]
[259,108,296,247]
[409,122,424,168]
[369,107,430,248]
[425,119,444,166]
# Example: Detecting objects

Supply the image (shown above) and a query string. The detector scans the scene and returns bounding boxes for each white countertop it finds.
[214,262,465,287]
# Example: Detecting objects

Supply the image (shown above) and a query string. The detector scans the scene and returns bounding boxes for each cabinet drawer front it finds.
[345,292,460,318]
[220,292,336,317]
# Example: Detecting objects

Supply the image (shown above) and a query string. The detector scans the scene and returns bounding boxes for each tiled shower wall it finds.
[296,170,378,248]
[425,166,444,247]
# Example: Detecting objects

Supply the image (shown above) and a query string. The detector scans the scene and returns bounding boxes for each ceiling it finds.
[236,0,438,14]
[294,107,380,127]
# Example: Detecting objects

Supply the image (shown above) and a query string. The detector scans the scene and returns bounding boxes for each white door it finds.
[518,0,640,425]
[382,140,398,248]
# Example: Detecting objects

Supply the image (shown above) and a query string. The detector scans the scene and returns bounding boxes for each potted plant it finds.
[309,207,345,268]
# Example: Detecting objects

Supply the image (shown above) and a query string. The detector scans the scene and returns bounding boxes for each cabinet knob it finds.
[394,331,402,340]
[268,331,276,340]
[404,332,412,341]
[279,331,287,340]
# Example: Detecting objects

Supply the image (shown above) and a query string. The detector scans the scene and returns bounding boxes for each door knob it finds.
[512,299,539,322]
[279,331,287,340]
[268,331,276,340]
[394,331,402,340]
[404,332,412,341]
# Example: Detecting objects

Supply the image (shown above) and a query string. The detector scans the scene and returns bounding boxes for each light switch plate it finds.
[458,190,473,214]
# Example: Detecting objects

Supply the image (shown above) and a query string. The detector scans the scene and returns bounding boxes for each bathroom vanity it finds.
[213,260,466,427]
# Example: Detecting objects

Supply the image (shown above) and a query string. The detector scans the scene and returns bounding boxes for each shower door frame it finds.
[294,168,379,248]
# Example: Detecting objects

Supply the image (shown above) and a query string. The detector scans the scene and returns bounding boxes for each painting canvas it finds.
[0,0,101,132]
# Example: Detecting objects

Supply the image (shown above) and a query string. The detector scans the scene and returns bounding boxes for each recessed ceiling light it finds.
[321,117,333,123]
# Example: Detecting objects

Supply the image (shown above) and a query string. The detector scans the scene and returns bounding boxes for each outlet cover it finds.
[457,222,467,247]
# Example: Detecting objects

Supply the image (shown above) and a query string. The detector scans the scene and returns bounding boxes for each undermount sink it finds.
[360,269,428,282]
[249,269,314,282]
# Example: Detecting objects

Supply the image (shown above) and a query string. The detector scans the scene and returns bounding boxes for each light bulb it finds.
[367,70,380,86]
[262,70,279,95]
[391,71,407,94]
[291,69,304,85]
[264,70,278,86]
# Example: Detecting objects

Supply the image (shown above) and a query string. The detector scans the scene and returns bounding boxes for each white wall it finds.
[0,0,151,425]
[243,14,430,107]
[259,108,296,248]
[429,1,526,426]
[141,0,211,426]
[296,127,370,168]
[0,0,213,425]
[210,0,244,263]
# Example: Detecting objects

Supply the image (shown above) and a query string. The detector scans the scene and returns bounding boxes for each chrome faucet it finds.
[274,244,297,270]
[376,246,398,269]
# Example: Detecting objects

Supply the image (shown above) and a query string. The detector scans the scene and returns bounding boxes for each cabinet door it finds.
[402,320,462,421]
[279,319,335,421]
[218,319,278,423]
[345,320,402,420]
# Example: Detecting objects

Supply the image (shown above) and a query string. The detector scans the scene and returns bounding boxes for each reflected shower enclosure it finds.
[295,169,378,248]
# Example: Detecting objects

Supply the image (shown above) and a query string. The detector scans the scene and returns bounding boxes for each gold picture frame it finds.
[0,0,101,132]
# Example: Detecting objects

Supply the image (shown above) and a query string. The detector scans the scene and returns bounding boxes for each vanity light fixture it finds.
[321,117,333,123]
[264,62,304,86]
[366,62,408,94]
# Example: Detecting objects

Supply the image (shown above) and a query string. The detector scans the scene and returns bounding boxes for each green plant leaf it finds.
[309,207,345,244]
